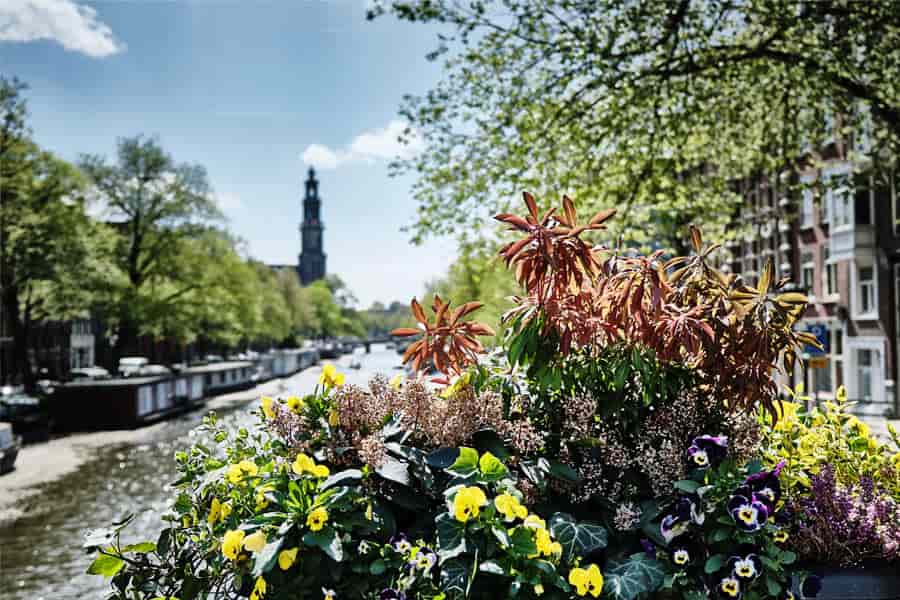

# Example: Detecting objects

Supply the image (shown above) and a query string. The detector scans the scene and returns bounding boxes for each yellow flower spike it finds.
[244,531,267,553]
[249,576,266,600]
[292,453,316,476]
[278,547,299,570]
[836,385,848,403]
[452,486,488,523]
[286,396,304,414]
[389,374,403,390]
[261,396,276,420]
[227,464,244,484]
[307,507,329,531]
[207,498,221,525]
[222,530,246,560]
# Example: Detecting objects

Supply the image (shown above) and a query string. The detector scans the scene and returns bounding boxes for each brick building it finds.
[726,128,899,417]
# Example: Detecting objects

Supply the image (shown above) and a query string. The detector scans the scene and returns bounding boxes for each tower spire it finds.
[299,166,326,285]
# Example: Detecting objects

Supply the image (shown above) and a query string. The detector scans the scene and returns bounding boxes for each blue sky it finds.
[0,0,455,307]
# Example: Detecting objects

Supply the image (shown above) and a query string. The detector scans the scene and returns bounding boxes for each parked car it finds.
[0,422,20,475]
[0,386,50,443]
[118,357,149,377]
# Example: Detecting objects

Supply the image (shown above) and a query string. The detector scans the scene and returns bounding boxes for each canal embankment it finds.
[0,365,310,526]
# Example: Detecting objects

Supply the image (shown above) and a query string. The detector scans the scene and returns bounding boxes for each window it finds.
[801,252,815,296]
[830,175,853,227]
[855,186,872,225]
[858,265,875,314]
[857,349,873,401]
[801,188,815,227]
[823,248,837,297]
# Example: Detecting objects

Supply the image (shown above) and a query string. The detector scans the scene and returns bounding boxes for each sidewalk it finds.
[859,415,900,445]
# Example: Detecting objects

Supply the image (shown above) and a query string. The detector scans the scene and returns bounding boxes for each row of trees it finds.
[0,77,368,387]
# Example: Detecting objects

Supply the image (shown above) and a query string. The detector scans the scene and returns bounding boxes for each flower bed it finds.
[85,195,900,600]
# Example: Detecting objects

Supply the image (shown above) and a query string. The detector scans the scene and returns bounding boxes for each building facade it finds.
[726,133,899,417]
[298,167,327,285]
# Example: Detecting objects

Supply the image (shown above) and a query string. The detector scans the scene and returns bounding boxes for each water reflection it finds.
[0,348,400,600]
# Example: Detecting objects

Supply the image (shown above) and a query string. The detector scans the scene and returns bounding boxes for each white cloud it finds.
[301,119,423,170]
[0,0,124,58]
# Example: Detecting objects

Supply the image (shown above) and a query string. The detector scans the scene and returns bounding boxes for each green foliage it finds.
[371,0,900,250]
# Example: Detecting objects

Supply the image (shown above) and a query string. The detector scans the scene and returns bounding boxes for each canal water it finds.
[0,347,402,600]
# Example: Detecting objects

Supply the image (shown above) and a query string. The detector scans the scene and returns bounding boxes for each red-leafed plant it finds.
[391,296,495,375]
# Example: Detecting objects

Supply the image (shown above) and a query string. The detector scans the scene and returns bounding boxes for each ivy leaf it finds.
[436,512,467,563]
[479,560,506,575]
[603,553,665,600]
[472,429,511,461]
[510,526,538,557]
[86,554,124,578]
[674,480,701,493]
[376,456,411,487]
[320,469,362,490]
[547,459,579,483]
[478,451,508,481]
[446,447,479,478]
[252,537,284,577]
[441,558,472,600]
[427,447,460,469]
[548,512,608,560]
[303,528,343,562]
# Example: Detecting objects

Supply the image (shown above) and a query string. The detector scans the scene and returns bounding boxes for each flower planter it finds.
[798,564,900,600]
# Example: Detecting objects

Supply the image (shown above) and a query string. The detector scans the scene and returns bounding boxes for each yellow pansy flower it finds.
[389,374,403,390]
[227,464,244,484]
[222,529,245,560]
[312,464,330,478]
[323,589,337,600]
[524,515,547,530]
[847,416,870,437]
[549,541,562,559]
[328,409,340,427]
[255,488,270,512]
[278,547,299,570]
[307,507,329,531]
[243,531,267,553]
[220,501,232,521]
[494,493,528,522]
[229,460,259,484]
[286,396,304,414]
[293,453,316,475]
[533,527,553,557]
[569,564,603,597]
[249,576,266,600]
[207,498,221,525]
[453,486,488,523]
[318,364,345,388]
[261,396,276,420]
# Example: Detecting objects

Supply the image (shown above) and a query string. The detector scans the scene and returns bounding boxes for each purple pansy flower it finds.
[687,435,728,469]
[744,467,783,512]
[390,533,412,554]
[380,589,407,600]
[669,538,702,567]
[716,575,742,599]
[661,494,705,542]
[408,546,437,572]
[727,545,762,582]
[728,487,769,532]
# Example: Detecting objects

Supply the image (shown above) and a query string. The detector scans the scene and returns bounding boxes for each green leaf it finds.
[302,528,343,562]
[441,558,471,599]
[376,456,411,487]
[704,554,725,574]
[780,550,797,565]
[436,512,467,563]
[603,553,665,600]
[447,447,479,478]
[472,429,511,461]
[320,469,362,490]
[673,480,701,493]
[478,451,508,481]
[548,512,608,560]
[479,560,506,575]
[547,460,579,483]
[710,528,730,543]
[121,542,156,554]
[252,538,284,577]
[369,559,387,575]
[510,526,538,556]
[87,553,124,578]
[427,447,460,469]
[491,524,511,548]
[766,575,782,596]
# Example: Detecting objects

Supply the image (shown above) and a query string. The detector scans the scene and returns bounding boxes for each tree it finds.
[79,135,223,357]
[370,0,900,249]
[0,77,115,388]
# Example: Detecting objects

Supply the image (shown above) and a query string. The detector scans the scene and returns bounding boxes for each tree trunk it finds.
[3,285,34,390]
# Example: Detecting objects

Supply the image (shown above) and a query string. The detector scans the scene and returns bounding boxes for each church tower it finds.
[298,167,326,285]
